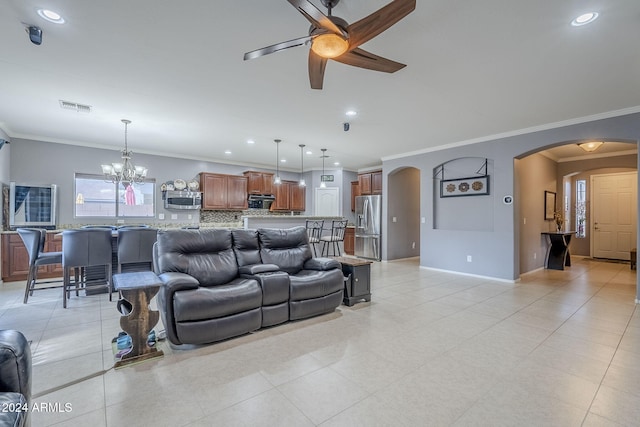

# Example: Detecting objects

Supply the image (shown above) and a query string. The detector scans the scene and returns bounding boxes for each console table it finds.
[541,232,575,270]
[333,256,372,306]
[113,271,164,367]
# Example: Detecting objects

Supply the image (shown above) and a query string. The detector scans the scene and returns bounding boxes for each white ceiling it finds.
[1,0,639,172]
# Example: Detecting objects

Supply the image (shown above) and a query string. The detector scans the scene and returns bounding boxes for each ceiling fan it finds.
[244,0,416,89]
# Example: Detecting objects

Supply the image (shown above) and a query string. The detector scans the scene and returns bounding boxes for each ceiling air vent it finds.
[59,100,92,113]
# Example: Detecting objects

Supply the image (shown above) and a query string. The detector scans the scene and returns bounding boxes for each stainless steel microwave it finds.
[164,190,201,210]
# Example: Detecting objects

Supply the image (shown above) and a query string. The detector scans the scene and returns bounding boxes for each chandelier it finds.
[101,119,148,184]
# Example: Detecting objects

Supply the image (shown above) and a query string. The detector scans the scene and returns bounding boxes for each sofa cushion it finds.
[232,229,262,267]
[173,277,262,322]
[258,227,312,274]
[289,269,344,301]
[157,229,238,286]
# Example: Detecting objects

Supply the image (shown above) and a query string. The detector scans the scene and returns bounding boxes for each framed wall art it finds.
[544,190,556,220]
[440,175,490,197]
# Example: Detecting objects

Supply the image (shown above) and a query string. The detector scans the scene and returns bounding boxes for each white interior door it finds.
[315,187,340,216]
[591,172,637,260]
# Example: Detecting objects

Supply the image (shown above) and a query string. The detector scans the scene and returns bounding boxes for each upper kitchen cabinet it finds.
[351,180,360,212]
[358,171,382,195]
[243,171,274,195]
[200,173,248,210]
[271,180,305,212]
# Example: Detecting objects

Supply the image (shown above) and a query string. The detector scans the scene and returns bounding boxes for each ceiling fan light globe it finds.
[311,34,349,58]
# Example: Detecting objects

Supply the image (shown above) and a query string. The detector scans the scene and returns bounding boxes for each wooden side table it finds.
[113,271,164,368]
[332,256,372,306]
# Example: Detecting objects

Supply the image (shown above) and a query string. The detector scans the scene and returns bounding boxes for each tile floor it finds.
[1,257,639,426]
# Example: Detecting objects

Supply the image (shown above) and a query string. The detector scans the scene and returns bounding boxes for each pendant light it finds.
[101,119,148,185]
[299,144,306,187]
[274,139,282,184]
[320,148,327,188]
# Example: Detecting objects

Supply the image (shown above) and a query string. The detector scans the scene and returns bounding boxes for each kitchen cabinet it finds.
[358,171,382,195]
[350,181,360,212]
[372,171,382,195]
[2,233,62,282]
[243,171,274,195]
[358,173,371,195]
[200,173,248,210]
[344,226,355,255]
[271,180,305,212]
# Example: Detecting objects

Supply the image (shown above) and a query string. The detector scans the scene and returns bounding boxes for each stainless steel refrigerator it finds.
[355,195,381,261]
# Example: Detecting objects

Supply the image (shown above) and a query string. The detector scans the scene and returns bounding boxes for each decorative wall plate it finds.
[187,180,199,191]
[174,179,187,190]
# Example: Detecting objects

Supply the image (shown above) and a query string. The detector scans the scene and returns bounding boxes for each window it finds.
[576,179,586,238]
[74,173,155,218]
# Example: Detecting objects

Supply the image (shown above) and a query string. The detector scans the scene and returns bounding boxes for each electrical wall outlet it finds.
[392,216,397,223]
[171,214,178,220]
[158,213,165,220]
[188,214,192,220]
[421,217,426,224]
[467,255,472,262]
[116,219,124,224]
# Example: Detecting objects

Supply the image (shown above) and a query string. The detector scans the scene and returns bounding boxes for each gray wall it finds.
[9,138,355,226]
[382,112,640,289]
[387,167,420,260]
[0,130,9,282]
[516,153,558,272]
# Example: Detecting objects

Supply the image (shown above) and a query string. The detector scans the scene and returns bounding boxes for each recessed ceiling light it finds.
[37,9,65,24]
[224,150,232,155]
[247,139,255,144]
[334,162,340,166]
[571,12,598,26]
[280,159,286,163]
[306,150,313,155]
[345,110,357,117]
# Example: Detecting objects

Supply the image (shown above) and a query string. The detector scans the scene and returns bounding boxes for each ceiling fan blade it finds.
[346,0,416,49]
[244,35,312,60]
[287,0,348,37]
[308,49,328,90]
[333,48,406,73]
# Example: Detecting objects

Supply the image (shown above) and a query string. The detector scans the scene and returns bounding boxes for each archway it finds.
[386,166,421,260]
[515,140,638,274]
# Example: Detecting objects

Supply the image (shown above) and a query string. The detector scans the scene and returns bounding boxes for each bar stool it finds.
[62,229,113,308]
[320,219,348,257]
[116,228,158,273]
[17,228,63,304]
[305,219,324,257]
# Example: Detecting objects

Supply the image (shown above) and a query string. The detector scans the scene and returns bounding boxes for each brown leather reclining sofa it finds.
[154,226,344,346]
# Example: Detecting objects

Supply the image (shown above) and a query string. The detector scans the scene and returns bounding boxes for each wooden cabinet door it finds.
[2,234,35,281]
[372,171,382,195]
[351,181,360,212]
[201,173,228,210]
[271,182,290,210]
[290,182,305,211]
[344,227,355,255]
[245,172,263,194]
[359,173,372,195]
[227,176,248,209]
[262,173,274,196]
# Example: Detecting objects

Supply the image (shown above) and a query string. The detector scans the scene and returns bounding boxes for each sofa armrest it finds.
[238,264,280,275]
[156,272,200,345]
[0,330,31,405]
[158,272,200,292]
[303,257,340,271]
